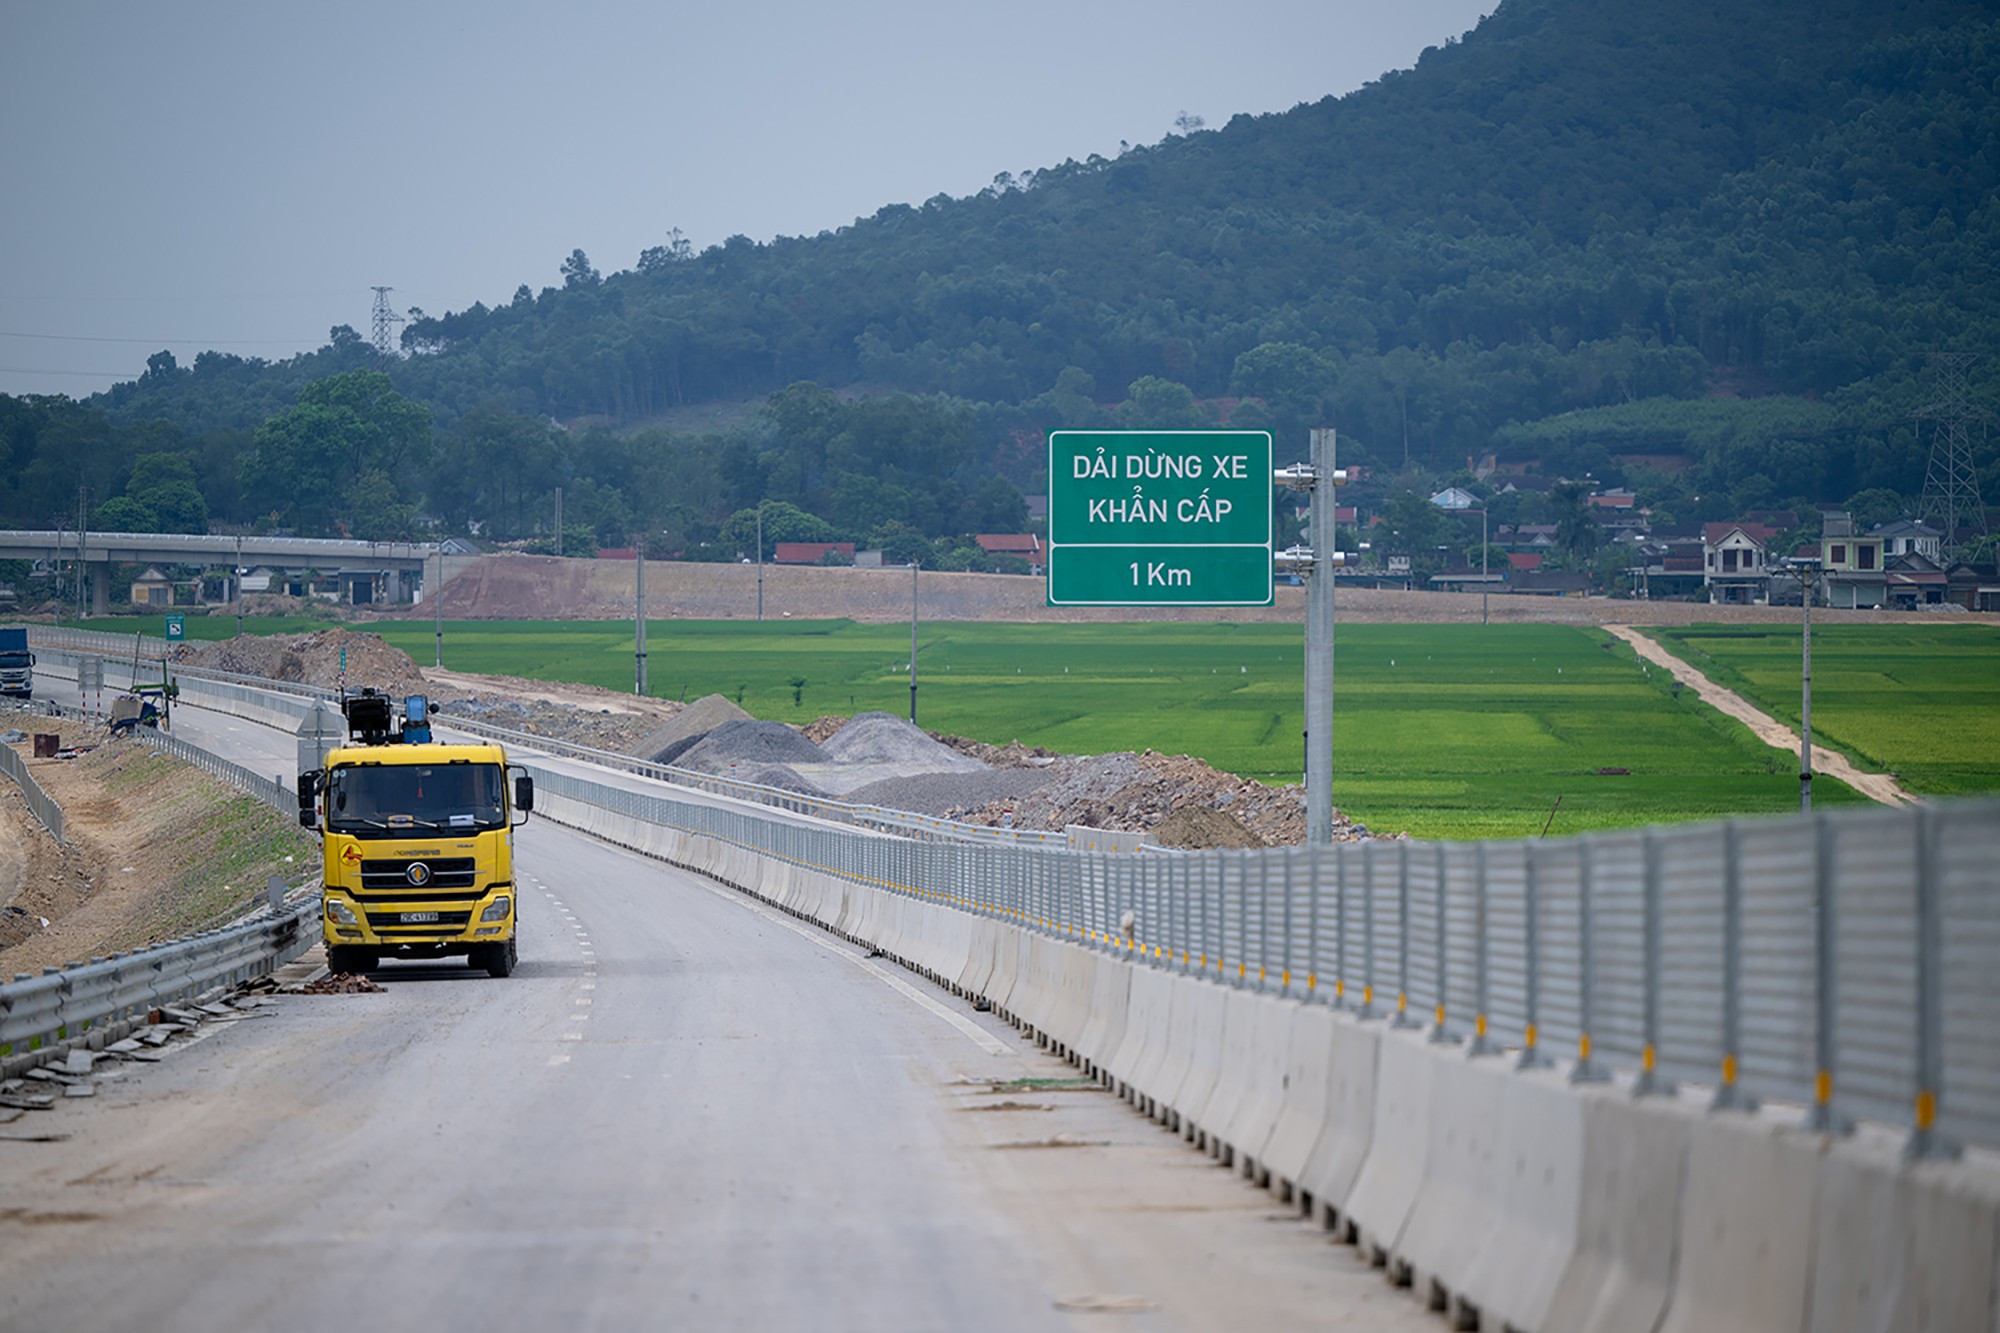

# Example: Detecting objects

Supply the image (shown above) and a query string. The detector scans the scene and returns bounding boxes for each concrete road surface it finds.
[2,698,1435,1331]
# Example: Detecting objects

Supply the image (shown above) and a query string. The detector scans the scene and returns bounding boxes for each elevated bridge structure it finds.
[0,530,443,612]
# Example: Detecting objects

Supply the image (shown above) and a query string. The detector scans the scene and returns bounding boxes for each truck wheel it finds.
[327,946,376,975]
[481,938,517,978]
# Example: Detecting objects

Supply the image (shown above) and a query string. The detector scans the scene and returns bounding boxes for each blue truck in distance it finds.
[0,627,32,698]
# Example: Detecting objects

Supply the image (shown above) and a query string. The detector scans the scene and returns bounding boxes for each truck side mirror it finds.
[514,774,535,813]
[297,770,321,828]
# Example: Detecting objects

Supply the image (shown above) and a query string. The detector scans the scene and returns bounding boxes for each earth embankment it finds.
[372,553,1992,628]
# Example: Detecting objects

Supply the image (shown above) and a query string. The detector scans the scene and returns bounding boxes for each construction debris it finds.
[298,972,386,995]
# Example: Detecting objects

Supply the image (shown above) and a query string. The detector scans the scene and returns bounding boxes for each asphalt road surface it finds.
[3,685,1436,1331]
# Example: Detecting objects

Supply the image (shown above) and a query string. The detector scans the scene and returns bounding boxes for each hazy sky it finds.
[1,1,1499,400]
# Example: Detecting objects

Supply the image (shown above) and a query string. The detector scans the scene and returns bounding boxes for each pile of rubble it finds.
[949,749,1372,848]
[0,986,279,1115]
[187,628,434,698]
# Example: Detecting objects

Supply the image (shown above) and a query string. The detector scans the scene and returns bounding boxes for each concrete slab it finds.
[1342,1027,1436,1266]
[1807,1131,2000,1333]
[1296,1012,1380,1223]
[1454,1065,1586,1332]
[1259,1002,1338,1197]
[1542,1090,1696,1333]
[1657,1115,1820,1333]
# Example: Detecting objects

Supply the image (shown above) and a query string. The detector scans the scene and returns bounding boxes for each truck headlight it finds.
[327,899,358,926]
[480,896,511,924]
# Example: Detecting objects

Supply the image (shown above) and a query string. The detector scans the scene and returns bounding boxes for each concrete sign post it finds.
[1046,430,1274,607]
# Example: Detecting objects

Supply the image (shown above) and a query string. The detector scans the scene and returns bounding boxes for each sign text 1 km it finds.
[1046,430,1273,606]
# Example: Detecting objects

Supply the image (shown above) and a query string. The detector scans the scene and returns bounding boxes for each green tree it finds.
[718,501,834,560]
[1116,377,1209,430]
[242,371,432,535]
[561,249,601,290]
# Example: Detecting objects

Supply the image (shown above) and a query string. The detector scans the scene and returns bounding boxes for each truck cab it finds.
[299,690,532,978]
[0,627,33,699]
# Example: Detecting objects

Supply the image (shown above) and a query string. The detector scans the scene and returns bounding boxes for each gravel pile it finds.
[637,693,752,764]
[433,696,661,754]
[676,719,828,772]
[844,767,1055,815]
[820,712,989,773]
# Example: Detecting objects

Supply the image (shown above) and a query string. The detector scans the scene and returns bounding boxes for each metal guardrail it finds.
[136,729,297,817]
[0,903,317,1056]
[0,732,64,843]
[526,758,2000,1157]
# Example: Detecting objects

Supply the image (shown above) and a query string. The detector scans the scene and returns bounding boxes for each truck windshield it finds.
[325,763,505,834]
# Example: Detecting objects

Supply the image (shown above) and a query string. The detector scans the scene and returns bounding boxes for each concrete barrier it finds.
[1074,950,1132,1079]
[956,918,998,998]
[1656,1115,1820,1333]
[1805,1130,2000,1333]
[1113,966,1177,1117]
[1451,1064,1586,1331]
[1256,1001,1339,1200]
[1395,1053,1509,1310]
[1146,977,1202,1130]
[1543,1090,1696,1333]
[1342,1026,1436,1269]
[1221,990,1298,1184]
[1163,979,1231,1146]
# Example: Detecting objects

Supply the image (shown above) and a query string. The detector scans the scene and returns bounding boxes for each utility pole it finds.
[554,487,563,558]
[235,534,244,637]
[909,560,919,724]
[77,482,87,623]
[635,548,648,696]
[433,545,444,668]
[756,501,765,622]
[1275,428,1349,844]
[1788,556,1821,813]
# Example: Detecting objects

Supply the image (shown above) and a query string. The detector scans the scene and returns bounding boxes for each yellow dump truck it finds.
[298,690,533,977]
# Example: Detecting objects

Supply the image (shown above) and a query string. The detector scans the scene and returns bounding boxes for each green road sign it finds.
[1046,430,1273,606]
[164,614,186,642]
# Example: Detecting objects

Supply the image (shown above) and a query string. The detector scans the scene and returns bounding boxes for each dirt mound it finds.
[188,629,431,697]
[950,749,1364,846]
[819,712,989,773]
[675,718,827,773]
[638,693,754,765]
[1153,806,1265,850]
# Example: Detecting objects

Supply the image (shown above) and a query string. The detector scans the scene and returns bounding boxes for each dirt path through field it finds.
[1605,625,1917,807]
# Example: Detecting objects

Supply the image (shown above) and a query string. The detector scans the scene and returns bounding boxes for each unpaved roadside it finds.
[1605,625,1917,807]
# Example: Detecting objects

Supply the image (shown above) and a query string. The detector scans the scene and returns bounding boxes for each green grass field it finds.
[98,611,1938,839]
[1643,623,2000,798]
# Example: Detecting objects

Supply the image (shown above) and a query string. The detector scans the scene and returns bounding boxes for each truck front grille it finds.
[359,857,478,893]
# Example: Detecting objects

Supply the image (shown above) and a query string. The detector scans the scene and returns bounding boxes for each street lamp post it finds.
[756,502,765,622]
[235,534,244,637]
[909,559,919,724]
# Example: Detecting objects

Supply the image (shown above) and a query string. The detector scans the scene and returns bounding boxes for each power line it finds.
[0,329,322,347]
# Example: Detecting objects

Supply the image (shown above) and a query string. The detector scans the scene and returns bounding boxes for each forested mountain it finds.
[4,0,1996,566]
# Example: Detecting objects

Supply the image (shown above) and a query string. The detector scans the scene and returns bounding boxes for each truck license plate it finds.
[401,911,440,924]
